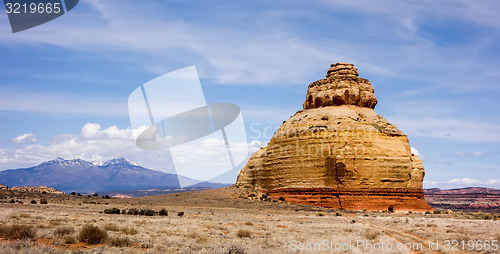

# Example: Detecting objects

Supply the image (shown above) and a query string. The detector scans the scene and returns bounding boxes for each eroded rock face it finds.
[303,63,378,109]
[236,63,431,211]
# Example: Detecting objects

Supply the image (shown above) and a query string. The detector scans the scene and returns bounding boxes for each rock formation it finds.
[236,63,431,211]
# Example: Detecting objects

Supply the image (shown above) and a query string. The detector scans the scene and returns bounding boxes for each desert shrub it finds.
[244,222,253,226]
[103,195,111,199]
[236,229,251,238]
[71,192,76,195]
[248,193,256,198]
[127,208,140,215]
[103,208,121,215]
[317,212,325,217]
[365,230,379,240]
[388,205,394,213]
[107,236,133,247]
[260,194,267,200]
[77,193,82,196]
[9,199,15,203]
[140,209,156,216]
[433,210,441,214]
[0,224,37,240]
[64,235,76,244]
[40,198,48,204]
[19,213,31,218]
[159,208,168,216]
[120,226,138,235]
[30,200,37,204]
[55,226,74,236]
[335,211,342,216]
[78,224,107,245]
[177,211,184,217]
[278,196,285,201]
[103,223,120,232]
[425,211,431,214]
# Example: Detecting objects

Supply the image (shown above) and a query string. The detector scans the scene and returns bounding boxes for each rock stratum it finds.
[236,63,431,211]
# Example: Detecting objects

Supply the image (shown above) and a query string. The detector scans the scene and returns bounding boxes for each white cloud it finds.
[11,133,37,144]
[0,123,172,172]
[454,151,486,157]
[424,178,500,189]
[410,147,423,158]
[0,122,251,183]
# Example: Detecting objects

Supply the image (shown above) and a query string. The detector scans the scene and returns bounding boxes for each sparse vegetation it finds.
[177,211,184,217]
[55,226,74,236]
[388,205,394,213]
[159,208,168,216]
[0,224,37,240]
[103,223,120,232]
[103,207,121,214]
[78,224,107,245]
[40,198,48,204]
[107,236,133,247]
[2,186,499,253]
[236,229,251,238]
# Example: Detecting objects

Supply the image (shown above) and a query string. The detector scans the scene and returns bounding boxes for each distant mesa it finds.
[0,184,63,194]
[236,62,432,212]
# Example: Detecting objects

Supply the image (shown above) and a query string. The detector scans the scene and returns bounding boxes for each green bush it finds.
[139,209,156,216]
[159,208,168,216]
[103,208,121,215]
[388,205,394,213]
[127,208,139,215]
[78,224,107,245]
[335,211,343,216]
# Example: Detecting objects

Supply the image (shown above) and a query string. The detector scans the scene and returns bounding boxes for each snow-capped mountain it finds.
[0,158,205,193]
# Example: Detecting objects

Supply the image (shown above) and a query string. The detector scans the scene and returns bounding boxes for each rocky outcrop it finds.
[0,184,64,194]
[236,63,431,211]
[303,63,378,109]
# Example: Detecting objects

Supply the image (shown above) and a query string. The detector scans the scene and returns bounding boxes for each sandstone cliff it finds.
[236,63,431,211]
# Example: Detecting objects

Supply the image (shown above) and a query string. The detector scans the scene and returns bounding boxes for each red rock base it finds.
[267,188,433,212]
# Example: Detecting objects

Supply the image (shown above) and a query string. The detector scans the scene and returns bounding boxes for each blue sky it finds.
[0,0,499,189]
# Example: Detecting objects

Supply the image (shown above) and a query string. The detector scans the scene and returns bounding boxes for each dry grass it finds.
[0,224,37,240]
[78,224,107,245]
[0,187,499,253]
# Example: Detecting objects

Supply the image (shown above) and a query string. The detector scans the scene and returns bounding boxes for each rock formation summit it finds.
[236,63,431,211]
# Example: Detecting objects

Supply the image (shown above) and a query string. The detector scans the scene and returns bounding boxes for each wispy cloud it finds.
[0,88,127,116]
[424,177,500,189]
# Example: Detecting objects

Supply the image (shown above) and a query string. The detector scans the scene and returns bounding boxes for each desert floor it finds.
[0,187,499,254]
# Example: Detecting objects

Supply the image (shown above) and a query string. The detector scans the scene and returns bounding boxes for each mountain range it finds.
[0,158,227,193]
